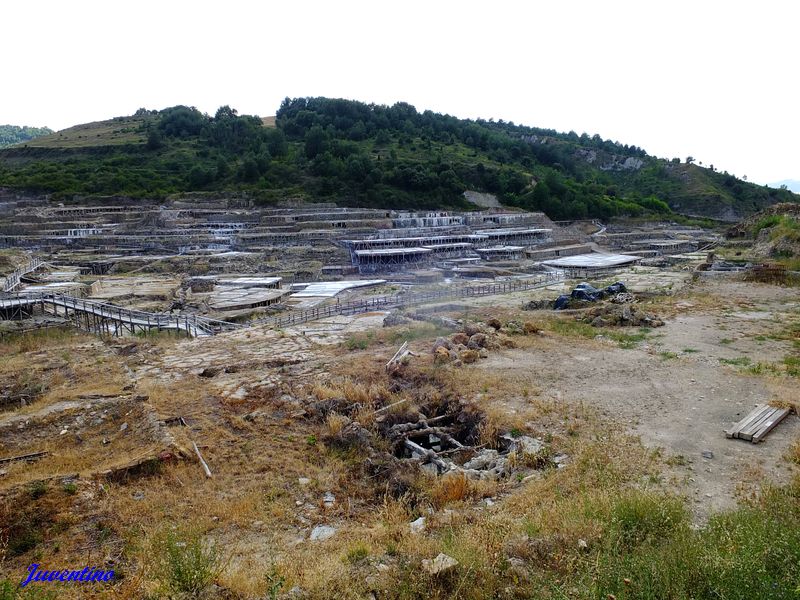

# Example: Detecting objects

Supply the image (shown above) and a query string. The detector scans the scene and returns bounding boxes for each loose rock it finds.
[409,516,426,534]
[310,525,336,541]
[422,553,459,575]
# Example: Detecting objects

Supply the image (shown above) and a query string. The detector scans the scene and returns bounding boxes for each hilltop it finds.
[0,99,795,220]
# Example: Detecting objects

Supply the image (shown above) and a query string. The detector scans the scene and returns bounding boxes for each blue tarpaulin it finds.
[554,282,627,310]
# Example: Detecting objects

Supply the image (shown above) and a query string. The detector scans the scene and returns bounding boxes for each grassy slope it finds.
[0,102,796,219]
[19,116,150,148]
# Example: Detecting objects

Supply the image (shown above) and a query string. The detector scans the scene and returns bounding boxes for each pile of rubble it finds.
[430,319,530,366]
[553,281,629,310]
[578,303,664,328]
[523,282,632,311]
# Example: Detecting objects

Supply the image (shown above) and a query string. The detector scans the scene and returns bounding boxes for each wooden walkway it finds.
[0,292,239,337]
[1,257,46,292]
[257,272,562,328]
[2,263,562,338]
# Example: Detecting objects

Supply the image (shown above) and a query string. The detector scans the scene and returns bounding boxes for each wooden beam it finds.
[0,450,49,465]
[752,408,791,443]
[403,439,448,471]
[192,442,212,478]
[739,407,778,441]
[725,404,768,438]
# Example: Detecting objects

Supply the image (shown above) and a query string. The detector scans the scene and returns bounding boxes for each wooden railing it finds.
[0,292,240,337]
[257,272,562,328]
[1,257,45,292]
[2,265,562,337]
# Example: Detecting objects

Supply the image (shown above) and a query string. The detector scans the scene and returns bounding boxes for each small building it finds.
[353,247,432,273]
[207,288,287,311]
[525,243,592,261]
[541,253,642,278]
[475,245,525,261]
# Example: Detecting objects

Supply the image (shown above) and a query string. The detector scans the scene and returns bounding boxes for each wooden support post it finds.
[190,441,212,477]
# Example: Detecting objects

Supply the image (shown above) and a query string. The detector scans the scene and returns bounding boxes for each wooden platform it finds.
[725,404,791,443]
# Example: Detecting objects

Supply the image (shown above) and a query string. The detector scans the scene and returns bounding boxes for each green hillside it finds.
[0,124,53,149]
[0,99,795,220]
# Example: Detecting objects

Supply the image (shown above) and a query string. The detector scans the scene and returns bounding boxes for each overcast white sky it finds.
[3,1,798,184]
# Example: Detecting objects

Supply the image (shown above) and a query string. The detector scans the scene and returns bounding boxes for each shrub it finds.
[431,472,475,508]
[344,543,370,565]
[151,528,222,597]
[609,491,687,548]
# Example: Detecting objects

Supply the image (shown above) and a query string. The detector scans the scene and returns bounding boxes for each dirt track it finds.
[475,279,800,521]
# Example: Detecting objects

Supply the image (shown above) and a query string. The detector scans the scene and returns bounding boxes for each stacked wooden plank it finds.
[725,404,791,443]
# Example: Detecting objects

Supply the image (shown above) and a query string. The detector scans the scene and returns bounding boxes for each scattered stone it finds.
[409,516,426,534]
[376,563,391,573]
[502,321,523,335]
[463,323,483,337]
[309,525,336,541]
[119,422,128,432]
[422,553,459,575]
[59,428,68,435]
[199,366,221,378]
[581,303,664,328]
[132,491,144,501]
[298,477,311,486]
[522,299,553,311]
[322,491,335,508]
[450,332,470,346]
[507,557,529,582]
[460,349,480,364]
[434,346,451,364]
[523,321,542,335]
[383,313,412,327]
[0,469,7,477]
[487,318,502,330]
[467,333,488,349]
[611,292,635,304]
[464,449,500,470]
[478,348,489,358]
[243,410,267,422]
[432,337,452,352]
[577,539,588,550]
[420,462,439,476]
[325,421,372,452]
[701,450,714,459]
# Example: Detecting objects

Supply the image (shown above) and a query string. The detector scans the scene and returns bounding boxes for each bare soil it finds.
[475,278,799,521]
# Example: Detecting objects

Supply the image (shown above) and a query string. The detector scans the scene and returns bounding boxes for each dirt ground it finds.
[1,269,798,596]
[474,278,800,521]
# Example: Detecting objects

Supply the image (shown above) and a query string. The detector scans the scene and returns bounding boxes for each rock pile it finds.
[430,321,525,366]
[553,282,628,310]
[579,304,664,328]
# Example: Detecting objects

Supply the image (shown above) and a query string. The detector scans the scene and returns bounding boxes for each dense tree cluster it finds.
[0,125,53,149]
[0,98,795,218]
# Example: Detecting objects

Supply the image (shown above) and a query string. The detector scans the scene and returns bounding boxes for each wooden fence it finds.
[1,257,45,292]
[258,272,562,328]
[0,292,240,337]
